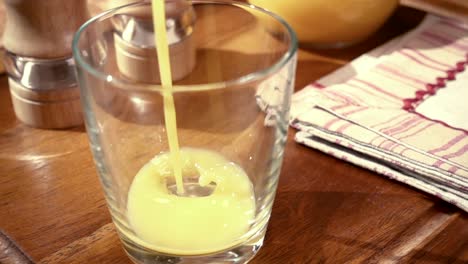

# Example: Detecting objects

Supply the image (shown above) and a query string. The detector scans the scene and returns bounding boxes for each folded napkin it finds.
[290,15,468,212]
[402,0,468,23]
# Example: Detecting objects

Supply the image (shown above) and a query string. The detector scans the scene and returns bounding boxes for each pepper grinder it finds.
[3,0,88,129]
[111,0,196,83]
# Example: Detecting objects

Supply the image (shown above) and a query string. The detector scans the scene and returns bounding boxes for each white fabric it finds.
[416,70,468,130]
[290,15,468,212]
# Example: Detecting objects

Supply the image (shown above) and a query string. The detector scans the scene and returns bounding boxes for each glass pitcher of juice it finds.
[249,0,399,47]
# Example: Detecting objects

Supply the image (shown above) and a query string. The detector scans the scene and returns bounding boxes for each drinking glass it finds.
[73,1,297,263]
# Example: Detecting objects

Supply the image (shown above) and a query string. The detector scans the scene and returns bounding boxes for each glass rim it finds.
[72,0,298,92]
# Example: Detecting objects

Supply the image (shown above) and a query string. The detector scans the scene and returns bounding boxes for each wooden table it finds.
[1,6,467,264]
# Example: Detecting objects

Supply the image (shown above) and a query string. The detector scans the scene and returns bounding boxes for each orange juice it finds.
[127,148,255,255]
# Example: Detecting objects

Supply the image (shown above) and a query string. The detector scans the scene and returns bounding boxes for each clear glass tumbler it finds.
[73,1,297,263]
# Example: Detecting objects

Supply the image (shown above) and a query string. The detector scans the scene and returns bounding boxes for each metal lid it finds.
[3,51,77,90]
[112,1,196,48]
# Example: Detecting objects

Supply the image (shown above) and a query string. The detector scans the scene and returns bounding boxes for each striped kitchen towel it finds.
[290,15,468,212]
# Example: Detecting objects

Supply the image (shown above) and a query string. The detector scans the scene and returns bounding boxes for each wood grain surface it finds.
[0,6,467,264]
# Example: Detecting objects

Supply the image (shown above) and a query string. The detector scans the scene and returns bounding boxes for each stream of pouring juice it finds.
[125,0,256,255]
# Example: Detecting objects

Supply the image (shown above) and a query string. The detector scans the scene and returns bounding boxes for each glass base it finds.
[120,227,267,264]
